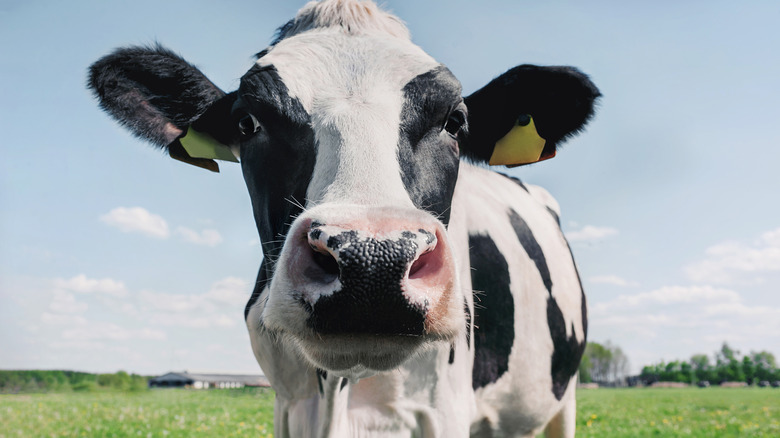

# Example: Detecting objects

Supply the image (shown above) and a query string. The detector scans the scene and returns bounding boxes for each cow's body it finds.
[452,164,585,437]
[88,1,598,436]
[248,163,586,437]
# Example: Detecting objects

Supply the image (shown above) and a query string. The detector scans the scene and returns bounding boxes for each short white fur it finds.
[258,29,438,208]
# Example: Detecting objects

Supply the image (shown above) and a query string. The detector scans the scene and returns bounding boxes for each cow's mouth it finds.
[297,333,428,374]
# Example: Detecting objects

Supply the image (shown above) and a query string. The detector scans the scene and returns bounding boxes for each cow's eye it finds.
[444,110,466,138]
[238,113,262,137]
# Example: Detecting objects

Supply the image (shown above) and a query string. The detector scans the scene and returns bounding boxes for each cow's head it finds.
[88,0,599,378]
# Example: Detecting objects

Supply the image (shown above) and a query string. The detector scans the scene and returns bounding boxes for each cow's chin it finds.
[296,333,433,379]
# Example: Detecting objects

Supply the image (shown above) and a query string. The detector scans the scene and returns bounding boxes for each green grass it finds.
[575,387,779,437]
[0,388,275,438]
[1,387,778,437]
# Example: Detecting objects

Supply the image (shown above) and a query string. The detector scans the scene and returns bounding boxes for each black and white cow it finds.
[88,1,599,436]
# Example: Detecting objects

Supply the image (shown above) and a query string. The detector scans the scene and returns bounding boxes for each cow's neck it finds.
[312,367,435,438]
[316,371,350,438]
[277,345,468,438]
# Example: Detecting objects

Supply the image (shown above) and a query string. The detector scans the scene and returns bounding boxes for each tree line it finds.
[0,370,148,393]
[578,341,780,386]
[638,343,779,386]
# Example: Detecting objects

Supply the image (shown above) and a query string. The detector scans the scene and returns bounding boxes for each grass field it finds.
[1,387,778,437]
[0,388,275,438]
[576,387,779,437]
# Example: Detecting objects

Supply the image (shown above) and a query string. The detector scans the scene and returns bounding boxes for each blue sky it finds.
[2,0,779,375]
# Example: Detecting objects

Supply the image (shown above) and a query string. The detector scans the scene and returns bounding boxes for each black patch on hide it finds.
[398,66,462,225]
[508,209,585,400]
[507,210,552,294]
[245,259,270,320]
[469,234,514,389]
[237,64,314,286]
[316,368,327,396]
[546,206,561,225]
[500,173,529,193]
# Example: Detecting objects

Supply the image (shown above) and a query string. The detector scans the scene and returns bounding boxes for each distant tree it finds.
[578,354,592,383]
[608,344,630,384]
[742,355,756,385]
[584,342,612,383]
[751,350,777,369]
[661,361,676,382]
[715,343,745,383]
[690,354,710,382]
[128,374,148,391]
[1,372,23,393]
[680,361,694,383]
[751,351,777,382]
[0,370,149,393]
[97,373,114,387]
[579,341,630,385]
[640,363,661,384]
[72,380,97,392]
[113,371,131,390]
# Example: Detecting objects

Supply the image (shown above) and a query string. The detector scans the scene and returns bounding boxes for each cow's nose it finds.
[304,226,342,285]
[302,223,439,336]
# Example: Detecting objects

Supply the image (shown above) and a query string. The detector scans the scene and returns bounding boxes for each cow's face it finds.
[88,0,599,379]
[237,17,466,375]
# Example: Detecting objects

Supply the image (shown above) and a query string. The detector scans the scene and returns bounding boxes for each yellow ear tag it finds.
[488,115,546,166]
[179,127,239,163]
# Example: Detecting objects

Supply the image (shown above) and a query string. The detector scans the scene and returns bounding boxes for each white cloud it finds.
[176,226,223,247]
[138,277,249,328]
[760,228,780,246]
[139,290,212,313]
[61,323,166,341]
[54,274,128,297]
[684,227,780,284]
[112,301,140,318]
[48,290,88,314]
[100,207,170,238]
[41,305,87,326]
[2,274,256,374]
[592,285,740,310]
[589,275,639,287]
[41,311,88,326]
[588,284,780,372]
[100,207,228,247]
[47,340,107,351]
[565,225,619,243]
[204,277,251,306]
[148,313,236,328]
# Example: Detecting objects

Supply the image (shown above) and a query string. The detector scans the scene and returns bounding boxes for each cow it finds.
[87,1,600,436]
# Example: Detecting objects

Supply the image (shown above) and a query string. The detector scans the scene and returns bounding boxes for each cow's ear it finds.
[462,65,600,167]
[88,44,238,172]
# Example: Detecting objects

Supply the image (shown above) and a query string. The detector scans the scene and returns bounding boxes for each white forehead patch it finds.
[280,0,411,42]
[258,28,440,207]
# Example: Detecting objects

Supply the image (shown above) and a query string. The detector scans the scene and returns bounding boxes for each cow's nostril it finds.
[307,245,340,284]
[407,234,444,284]
[409,250,431,279]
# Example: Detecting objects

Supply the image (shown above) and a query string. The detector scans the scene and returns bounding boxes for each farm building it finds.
[148,372,270,389]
